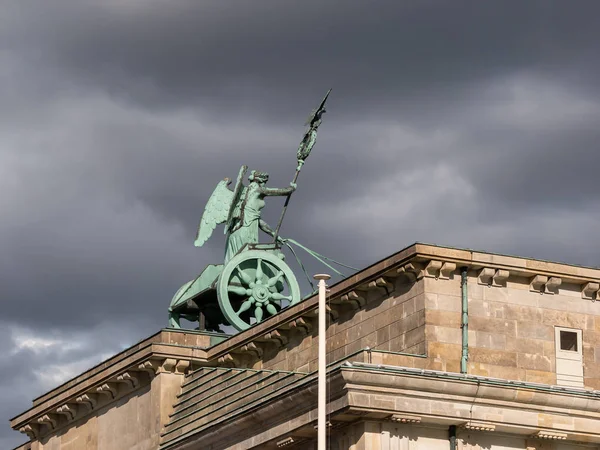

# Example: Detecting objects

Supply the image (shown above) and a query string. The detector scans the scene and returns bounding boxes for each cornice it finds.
[207,243,600,365]
[413,243,600,285]
[154,360,600,449]
[10,330,212,438]
[11,243,600,443]
[341,363,600,442]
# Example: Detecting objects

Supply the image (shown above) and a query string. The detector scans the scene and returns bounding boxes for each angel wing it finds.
[194,178,234,247]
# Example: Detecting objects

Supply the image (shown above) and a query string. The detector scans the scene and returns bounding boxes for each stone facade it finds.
[10,244,600,449]
[258,276,426,373]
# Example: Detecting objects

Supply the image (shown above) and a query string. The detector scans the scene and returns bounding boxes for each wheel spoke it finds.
[255,258,264,283]
[266,271,285,288]
[237,298,254,315]
[266,303,278,316]
[221,252,299,332]
[236,267,253,287]
[254,306,263,323]
[228,285,251,296]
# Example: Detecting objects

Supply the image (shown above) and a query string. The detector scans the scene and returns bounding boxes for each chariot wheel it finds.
[217,250,301,331]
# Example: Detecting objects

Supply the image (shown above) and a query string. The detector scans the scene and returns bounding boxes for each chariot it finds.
[168,164,302,332]
[169,241,301,331]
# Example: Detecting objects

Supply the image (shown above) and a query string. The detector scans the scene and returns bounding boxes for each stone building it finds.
[10,243,600,449]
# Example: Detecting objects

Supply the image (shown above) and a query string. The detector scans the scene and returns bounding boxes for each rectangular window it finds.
[555,327,583,388]
[559,330,578,351]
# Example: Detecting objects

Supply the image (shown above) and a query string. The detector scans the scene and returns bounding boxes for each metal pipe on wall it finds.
[314,274,331,450]
[449,425,457,450]
[460,267,469,374]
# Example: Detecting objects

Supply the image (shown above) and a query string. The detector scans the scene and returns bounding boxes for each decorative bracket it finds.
[327,304,340,321]
[545,277,562,295]
[289,317,313,335]
[462,421,495,432]
[388,413,421,424]
[56,404,77,422]
[138,360,160,378]
[530,275,548,293]
[276,437,296,447]
[396,262,424,282]
[529,275,561,294]
[479,268,510,287]
[478,268,495,285]
[159,358,177,374]
[423,260,443,278]
[340,291,366,310]
[75,393,98,410]
[310,304,339,321]
[175,360,190,375]
[532,430,567,440]
[116,372,139,389]
[365,277,394,292]
[262,330,289,348]
[217,353,235,367]
[582,282,599,300]
[20,424,40,440]
[96,383,117,399]
[312,420,334,430]
[37,414,58,431]
[439,262,457,280]
[237,342,263,359]
[492,269,510,286]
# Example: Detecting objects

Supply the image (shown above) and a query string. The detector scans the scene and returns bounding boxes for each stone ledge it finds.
[160,360,600,449]
[14,357,193,440]
[341,364,600,441]
[10,329,208,435]
[207,243,600,368]
[28,329,212,409]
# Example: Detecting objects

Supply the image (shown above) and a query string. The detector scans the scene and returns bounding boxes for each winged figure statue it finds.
[168,165,295,329]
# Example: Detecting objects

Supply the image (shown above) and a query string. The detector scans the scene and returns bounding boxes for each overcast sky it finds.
[2,1,600,446]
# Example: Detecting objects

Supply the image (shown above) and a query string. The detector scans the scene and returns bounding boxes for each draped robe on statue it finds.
[225,184,265,262]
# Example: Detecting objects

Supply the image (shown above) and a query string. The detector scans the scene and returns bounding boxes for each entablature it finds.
[207,243,600,367]
[10,329,217,440]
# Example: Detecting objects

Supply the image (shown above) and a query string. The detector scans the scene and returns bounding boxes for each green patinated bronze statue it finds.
[169,90,333,332]
[222,170,296,262]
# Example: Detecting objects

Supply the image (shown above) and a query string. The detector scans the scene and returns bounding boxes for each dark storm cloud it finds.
[2,1,600,447]
[6,1,600,118]
[0,321,156,449]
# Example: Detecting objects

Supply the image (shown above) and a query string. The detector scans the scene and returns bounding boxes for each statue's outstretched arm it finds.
[259,219,274,235]
[259,184,296,197]
[259,219,286,242]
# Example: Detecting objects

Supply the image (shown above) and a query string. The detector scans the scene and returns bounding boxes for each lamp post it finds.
[314,273,331,450]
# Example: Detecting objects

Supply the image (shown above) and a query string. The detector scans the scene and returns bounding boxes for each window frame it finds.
[554,326,583,360]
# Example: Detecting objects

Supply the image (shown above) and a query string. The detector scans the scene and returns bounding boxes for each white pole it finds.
[314,273,330,450]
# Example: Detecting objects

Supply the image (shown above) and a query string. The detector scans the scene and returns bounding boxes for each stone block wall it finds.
[424,270,600,389]
[257,264,600,388]
[423,275,464,373]
[258,277,427,372]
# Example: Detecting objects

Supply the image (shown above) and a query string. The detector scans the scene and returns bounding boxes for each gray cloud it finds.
[2,1,600,447]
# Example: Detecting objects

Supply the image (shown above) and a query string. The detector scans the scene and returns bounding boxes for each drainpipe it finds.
[460,267,469,374]
[449,425,457,450]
